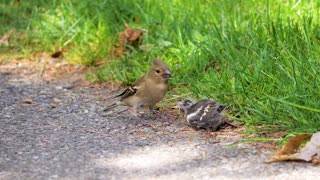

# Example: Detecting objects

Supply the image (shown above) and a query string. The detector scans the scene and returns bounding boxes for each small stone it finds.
[53,98,62,102]
[32,156,39,160]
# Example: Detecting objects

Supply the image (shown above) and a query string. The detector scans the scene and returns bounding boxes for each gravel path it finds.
[0,64,319,180]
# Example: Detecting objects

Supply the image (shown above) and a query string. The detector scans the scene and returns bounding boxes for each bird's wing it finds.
[114,75,147,100]
[187,100,226,130]
[114,86,139,100]
[194,99,227,113]
[200,102,226,129]
[102,102,118,112]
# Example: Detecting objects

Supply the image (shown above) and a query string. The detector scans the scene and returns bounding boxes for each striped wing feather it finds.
[115,86,138,100]
[186,100,226,130]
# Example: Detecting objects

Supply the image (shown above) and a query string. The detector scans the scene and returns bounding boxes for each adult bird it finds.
[106,58,171,115]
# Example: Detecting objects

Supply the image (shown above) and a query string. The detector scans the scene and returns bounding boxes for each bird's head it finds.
[176,99,195,115]
[150,58,171,81]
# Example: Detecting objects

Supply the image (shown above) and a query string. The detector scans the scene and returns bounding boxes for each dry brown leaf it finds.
[129,30,143,41]
[276,134,312,156]
[267,132,320,164]
[312,157,320,165]
[110,24,144,57]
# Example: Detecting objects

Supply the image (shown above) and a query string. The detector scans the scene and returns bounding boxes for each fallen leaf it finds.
[312,157,320,165]
[276,134,312,156]
[20,97,33,104]
[267,132,320,164]
[110,24,144,57]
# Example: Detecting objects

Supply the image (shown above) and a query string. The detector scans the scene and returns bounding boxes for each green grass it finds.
[1,0,320,134]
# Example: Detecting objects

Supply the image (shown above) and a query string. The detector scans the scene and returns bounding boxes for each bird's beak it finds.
[162,70,171,79]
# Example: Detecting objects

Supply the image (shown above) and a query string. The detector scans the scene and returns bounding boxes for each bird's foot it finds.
[151,109,169,120]
[143,112,157,120]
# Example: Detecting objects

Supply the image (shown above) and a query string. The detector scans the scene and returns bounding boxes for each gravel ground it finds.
[0,64,319,180]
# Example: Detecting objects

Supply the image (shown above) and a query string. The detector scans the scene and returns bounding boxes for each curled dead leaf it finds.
[276,134,312,156]
[312,157,320,165]
[267,132,320,164]
[110,24,144,57]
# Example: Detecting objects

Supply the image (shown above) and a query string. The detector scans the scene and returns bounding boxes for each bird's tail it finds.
[225,120,243,127]
[217,105,231,112]
[102,102,118,112]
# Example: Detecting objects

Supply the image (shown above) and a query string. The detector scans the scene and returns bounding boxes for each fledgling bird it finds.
[177,99,229,131]
[106,58,171,115]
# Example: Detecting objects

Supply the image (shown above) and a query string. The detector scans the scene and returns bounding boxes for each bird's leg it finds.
[151,106,165,117]
[130,104,148,117]
[147,106,157,119]
[225,120,243,128]
[132,105,140,116]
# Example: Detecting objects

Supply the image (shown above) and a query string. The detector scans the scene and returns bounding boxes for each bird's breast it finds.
[156,82,168,91]
[143,83,167,104]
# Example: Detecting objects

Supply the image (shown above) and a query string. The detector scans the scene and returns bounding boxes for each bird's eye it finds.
[156,70,160,73]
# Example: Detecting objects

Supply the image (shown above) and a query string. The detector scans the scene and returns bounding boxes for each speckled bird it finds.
[177,99,229,131]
